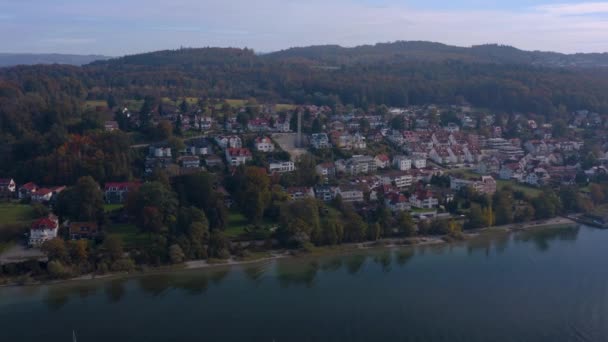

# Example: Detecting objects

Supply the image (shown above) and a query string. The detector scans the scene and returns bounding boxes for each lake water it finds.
[2,225,608,342]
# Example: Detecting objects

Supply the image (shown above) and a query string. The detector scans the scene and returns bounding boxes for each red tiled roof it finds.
[104,182,140,191]
[227,148,252,157]
[21,182,38,191]
[31,217,58,230]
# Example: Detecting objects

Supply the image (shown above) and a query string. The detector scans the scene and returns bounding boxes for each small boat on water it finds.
[73,330,77,342]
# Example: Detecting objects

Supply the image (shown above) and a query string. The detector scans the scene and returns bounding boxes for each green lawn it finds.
[496,180,542,197]
[225,211,275,240]
[104,204,124,213]
[106,224,153,249]
[0,204,35,225]
[276,104,297,111]
[84,100,108,110]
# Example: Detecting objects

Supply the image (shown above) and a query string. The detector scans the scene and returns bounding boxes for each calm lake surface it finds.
[2,225,608,342]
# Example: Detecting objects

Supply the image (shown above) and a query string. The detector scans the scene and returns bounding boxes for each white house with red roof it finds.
[385,192,411,212]
[374,154,390,169]
[29,215,59,247]
[31,186,65,203]
[226,148,252,166]
[18,182,38,200]
[255,136,275,152]
[410,190,438,209]
[248,118,270,132]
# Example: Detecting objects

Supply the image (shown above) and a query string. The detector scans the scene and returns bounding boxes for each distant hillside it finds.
[266,41,608,68]
[0,53,111,67]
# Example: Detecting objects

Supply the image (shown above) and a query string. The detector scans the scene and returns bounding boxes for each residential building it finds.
[19,182,38,200]
[375,154,390,169]
[225,148,252,167]
[215,135,242,150]
[204,155,224,168]
[450,176,497,195]
[179,156,201,169]
[385,192,411,212]
[378,171,414,190]
[32,186,65,203]
[314,185,334,202]
[149,146,172,158]
[104,182,140,204]
[410,190,438,209]
[184,139,210,156]
[393,155,412,171]
[346,155,377,176]
[248,118,270,132]
[0,178,16,194]
[104,121,119,132]
[255,137,275,152]
[316,162,336,181]
[268,160,296,174]
[69,222,99,240]
[499,163,523,181]
[29,215,59,247]
[311,133,330,149]
[412,158,427,169]
[286,187,315,201]
[335,185,365,203]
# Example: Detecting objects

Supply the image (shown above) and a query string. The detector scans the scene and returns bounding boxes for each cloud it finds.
[536,2,608,16]
[0,0,607,54]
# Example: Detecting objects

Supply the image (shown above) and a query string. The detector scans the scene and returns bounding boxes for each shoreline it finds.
[0,217,577,287]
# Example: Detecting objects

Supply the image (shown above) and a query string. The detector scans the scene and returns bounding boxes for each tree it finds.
[532,190,561,219]
[342,206,367,242]
[514,203,535,223]
[279,199,321,246]
[69,240,89,264]
[590,183,605,205]
[169,244,186,264]
[466,203,485,229]
[368,223,381,241]
[397,211,416,237]
[56,176,104,222]
[482,205,495,227]
[103,235,125,262]
[128,182,178,233]
[231,167,271,223]
[141,206,165,234]
[208,231,230,259]
[494,193,513,225]
[389,116,405,130]
[42,239,69,263]
[311,118,322,133]
[552,119,568,138]
[320,213,344,245]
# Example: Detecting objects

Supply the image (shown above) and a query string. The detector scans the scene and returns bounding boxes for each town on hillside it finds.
[1,97,608,281]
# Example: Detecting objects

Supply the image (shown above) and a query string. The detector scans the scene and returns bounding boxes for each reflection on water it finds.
[105,279,126,302]
[372,251,392,273]
[277,260,320,288]
[34,226,582,310]
[514,226,580,252]
[0,225,603,341]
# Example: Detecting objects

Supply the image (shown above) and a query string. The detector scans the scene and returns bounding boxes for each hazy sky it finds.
[1,0,607,55]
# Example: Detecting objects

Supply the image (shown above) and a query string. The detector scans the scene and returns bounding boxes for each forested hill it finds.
[2,45,608,150]
[265,41,608,68]
[0,53,111,67]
